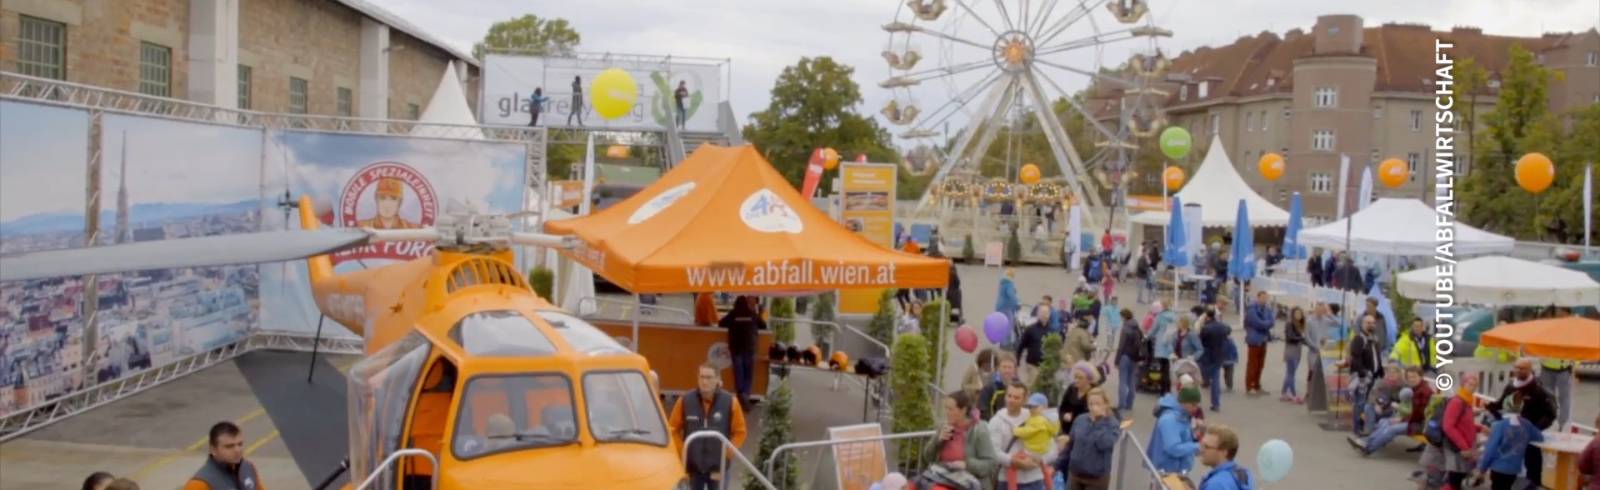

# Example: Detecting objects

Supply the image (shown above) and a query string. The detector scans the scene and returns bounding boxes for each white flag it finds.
[1585,164,1593,251]
[1336,154,1351,219]
[1358,165,1374,211]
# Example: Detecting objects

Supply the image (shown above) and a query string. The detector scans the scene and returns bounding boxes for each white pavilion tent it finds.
[1131,134,1290,228]
[1299,198,1515,256]
[411,62,484,139]
[1397,255,1600,306]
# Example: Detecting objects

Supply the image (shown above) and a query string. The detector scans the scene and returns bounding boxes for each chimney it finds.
[1314,15,1363,55]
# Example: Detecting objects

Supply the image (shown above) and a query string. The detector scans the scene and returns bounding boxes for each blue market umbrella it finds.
[1165,197,1188,267]
[1230,199,1256,283]
[1283,192,1307,260]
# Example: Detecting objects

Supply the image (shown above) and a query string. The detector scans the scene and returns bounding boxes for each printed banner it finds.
[828,423,888,490]
[259,131,529,338]
[838,163,896,314]
[480,54,723,132]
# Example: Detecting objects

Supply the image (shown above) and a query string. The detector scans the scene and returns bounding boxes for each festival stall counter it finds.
[544,144,949,395]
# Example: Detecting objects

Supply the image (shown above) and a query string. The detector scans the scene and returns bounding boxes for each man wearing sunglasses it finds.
[1197,425,1254,490]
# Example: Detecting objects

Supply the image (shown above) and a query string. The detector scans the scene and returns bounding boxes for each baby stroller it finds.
[1136,337,1167,394]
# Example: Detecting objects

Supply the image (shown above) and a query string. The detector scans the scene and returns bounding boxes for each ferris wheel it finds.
[881,0,1173,230]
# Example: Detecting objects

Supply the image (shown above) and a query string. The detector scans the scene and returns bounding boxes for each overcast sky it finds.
[375,0,1597,147]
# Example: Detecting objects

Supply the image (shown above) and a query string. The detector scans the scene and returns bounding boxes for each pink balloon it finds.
[955,326,979,353]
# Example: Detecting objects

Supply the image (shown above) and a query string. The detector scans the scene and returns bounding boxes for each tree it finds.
[746,379,799,489]
[473,14,580,59]
[812,291,837,348]
[889,333,935,471]
[1387,272,1415,333]
[1031,333,1064,401]
[1459,44,1561,239]
[1455,58,1490,178]
[770,297,797,344]
[1006,225,1023,265]
[743,57,901,191]
[527,266,554,299]
[1539,103,1600,243]
[867,289,899,347]
[963,234,976,264]
[919,299,951,386]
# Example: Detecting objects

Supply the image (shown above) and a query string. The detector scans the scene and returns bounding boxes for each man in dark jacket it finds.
[1014,307,1050,369]
[668,363,748,489]
[1115,309,1145,411]
[186,421,263,490]
[1197,309,1232,412]
[1486,357,1559,486]
[719,296,765,407]
[1243,291,1276,396]
[1338,315,1382,434]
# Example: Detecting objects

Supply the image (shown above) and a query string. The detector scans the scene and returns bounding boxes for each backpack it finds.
[1086,258,1104,283]
[1423,395,1456,448]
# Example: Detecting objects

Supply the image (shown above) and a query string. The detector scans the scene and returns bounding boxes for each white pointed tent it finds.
[1299,198,1515,256]
[411,62,483,139]
[1131,134,1290,228]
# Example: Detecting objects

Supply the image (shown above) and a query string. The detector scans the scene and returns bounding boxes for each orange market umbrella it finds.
[543,144,949,294]
[1479,317,1600,361]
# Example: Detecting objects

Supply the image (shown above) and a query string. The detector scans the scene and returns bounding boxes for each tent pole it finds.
[632,293,641,352]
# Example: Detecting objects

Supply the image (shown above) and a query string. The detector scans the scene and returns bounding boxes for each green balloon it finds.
[1159,126,1192,159]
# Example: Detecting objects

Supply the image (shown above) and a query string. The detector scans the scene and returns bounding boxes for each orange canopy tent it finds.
[543,144,949,294]
[1479,317,1600,361]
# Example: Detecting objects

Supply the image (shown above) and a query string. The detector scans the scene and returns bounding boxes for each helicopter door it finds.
[402,358,457,489]
[347,333,431,490]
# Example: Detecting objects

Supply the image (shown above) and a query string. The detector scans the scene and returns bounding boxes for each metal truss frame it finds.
[0,333,360,443]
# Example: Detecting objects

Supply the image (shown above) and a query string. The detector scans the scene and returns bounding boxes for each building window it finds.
[1407,152,1421,182]
[408,103,421,120]
[1180,85,1189,101]
[1310,172,1333,194]
[1588,51,1597,66]
[1245,112,1255,132]
[337,87,353,117]
[1283,105,1291,119]
[237,65,252,110]
[1314,87,1337,108]
[1209,113,1220,136]
[17,16,67,80]
[1373,102,1383,119]
[1410,110,1422,131]
[1312,129,1335,151]
[1370,149,1380,164]
[289,77,308,114]
[138,42,172,97]
[1199,81,1210,99]
[1260,111,1269,131]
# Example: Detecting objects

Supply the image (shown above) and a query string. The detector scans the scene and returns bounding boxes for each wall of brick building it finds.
[238,0,362,114]
[387,31,450,120]
[3,0,190,97]
[1290,56,1377,219]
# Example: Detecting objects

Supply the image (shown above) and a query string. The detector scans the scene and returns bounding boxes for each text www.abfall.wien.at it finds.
[685,260,898,288]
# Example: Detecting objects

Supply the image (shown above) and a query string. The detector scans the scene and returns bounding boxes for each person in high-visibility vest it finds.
[1539,357,1574,429]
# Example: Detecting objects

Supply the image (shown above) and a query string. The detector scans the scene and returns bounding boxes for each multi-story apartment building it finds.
[1103,15,1599,222]
[1,0,479,119]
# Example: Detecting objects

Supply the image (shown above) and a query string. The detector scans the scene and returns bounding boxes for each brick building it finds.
[1,0,479,120]
[1102,15,1599,222]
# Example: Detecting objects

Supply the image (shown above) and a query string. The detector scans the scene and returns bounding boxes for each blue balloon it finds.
[1257,439,1294,483]
[983,312,1011,344]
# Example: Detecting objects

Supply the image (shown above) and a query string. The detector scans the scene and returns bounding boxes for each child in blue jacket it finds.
[1474,407,1546,490]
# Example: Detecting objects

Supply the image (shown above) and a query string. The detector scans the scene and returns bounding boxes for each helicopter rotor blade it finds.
[510,232,579,249]
[0,228,376,282]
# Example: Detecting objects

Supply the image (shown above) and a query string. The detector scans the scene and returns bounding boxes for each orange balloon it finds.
[1379,158,1408,188]
[1515,152,1555,194]
[1258,153,1285,182]
[1163,166,1186,190]
[1020,163,1041,185]
[823,148,841,170]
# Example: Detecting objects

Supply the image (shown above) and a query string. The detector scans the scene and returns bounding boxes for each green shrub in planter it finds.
[1031,333,1064,401]
[1006,225,1022,265]
[919,299,950,386]
[528,266,554,299]
[771,297,797,344]
[745,379,799,489]
[962,234,976,264]
[812,291,837,348]
[866,289,898,346]
[890,333,935,469]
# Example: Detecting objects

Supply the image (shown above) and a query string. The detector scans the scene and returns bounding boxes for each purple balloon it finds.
[983,312,1010,344]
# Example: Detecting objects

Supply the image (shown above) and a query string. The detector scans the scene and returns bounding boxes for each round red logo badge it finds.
[334,162,438,264]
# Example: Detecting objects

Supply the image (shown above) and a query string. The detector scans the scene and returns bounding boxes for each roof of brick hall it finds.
[1085,23,1590,115]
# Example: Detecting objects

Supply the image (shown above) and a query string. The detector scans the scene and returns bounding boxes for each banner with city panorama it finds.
[0,99,529,417]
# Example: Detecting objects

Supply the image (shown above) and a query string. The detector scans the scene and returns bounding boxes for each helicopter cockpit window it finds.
[451,373,577,459]
[582,371,669,447]
[534,310,630,356]
[449,310,557,357]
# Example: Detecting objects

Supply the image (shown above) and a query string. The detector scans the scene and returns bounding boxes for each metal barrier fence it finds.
[685,430,777,490]
[1109,427,1175,490]
[763,429,938,490]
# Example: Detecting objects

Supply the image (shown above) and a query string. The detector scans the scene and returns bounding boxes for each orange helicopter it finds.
[0,197,688,489]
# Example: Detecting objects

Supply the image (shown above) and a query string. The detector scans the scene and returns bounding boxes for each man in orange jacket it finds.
[668,363,748,490]
[185,421,263,490]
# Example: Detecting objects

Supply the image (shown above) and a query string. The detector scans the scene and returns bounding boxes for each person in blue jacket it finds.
[1473,404,1546,490]
[1147,387,1203,475]
[1243,291,1276,396]
[1198,425,1255,490]
[995,268,1020,344]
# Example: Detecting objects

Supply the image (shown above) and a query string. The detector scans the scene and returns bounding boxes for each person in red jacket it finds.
[1442,373,1482,489]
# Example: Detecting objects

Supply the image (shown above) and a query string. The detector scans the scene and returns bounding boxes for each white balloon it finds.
[1257,439,1294,483]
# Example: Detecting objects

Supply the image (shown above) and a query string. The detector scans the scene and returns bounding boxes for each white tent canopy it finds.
[1398,255,1600,306]
[412,62,484,139]
[1300,198,1515,256]
[1131,134,1290,228]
